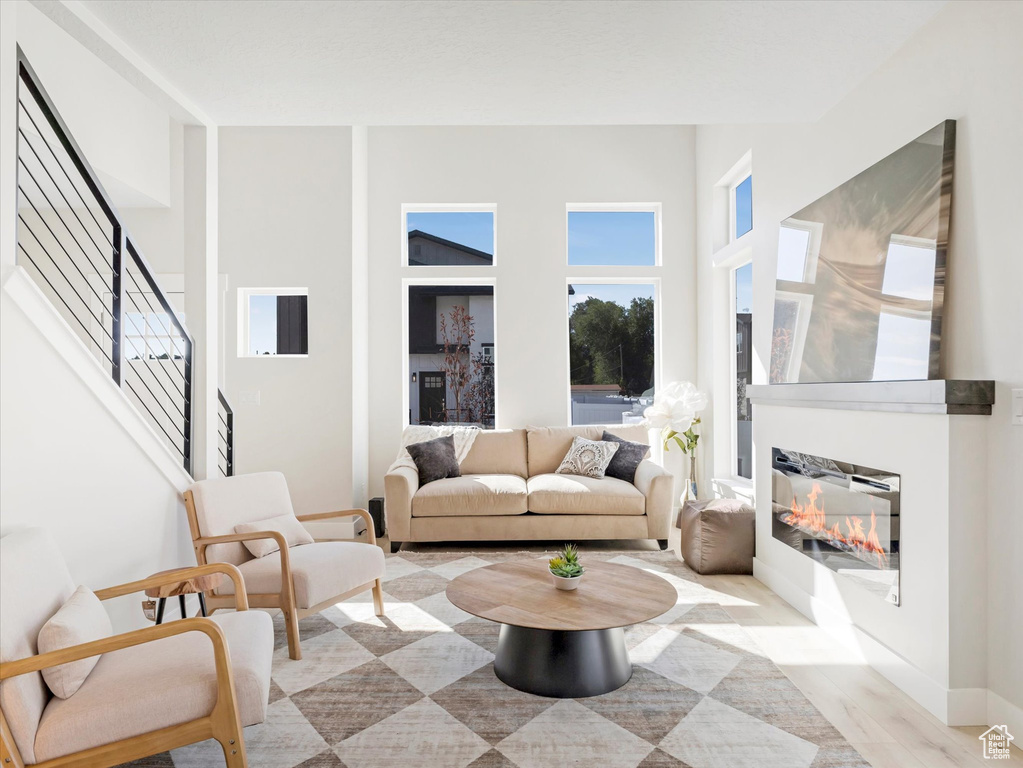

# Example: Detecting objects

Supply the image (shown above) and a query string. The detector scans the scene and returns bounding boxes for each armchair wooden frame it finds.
[0,564,252,768]
[183,492,385,661]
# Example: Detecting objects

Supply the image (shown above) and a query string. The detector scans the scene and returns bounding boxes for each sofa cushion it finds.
[526,425,650,476]
[527,473,646,515]
[601,431,651,484]
[33,610,273,763]
[412,474,528,517]
[234,513,314,559]
[555,436,619,478]
[38,586,112,699]
[214,541,386,610]
[460,429,528,478]
[406,435,461,486]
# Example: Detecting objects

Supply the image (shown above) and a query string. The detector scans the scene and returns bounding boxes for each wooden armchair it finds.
[184,471,386,660]
[0,529,272,768]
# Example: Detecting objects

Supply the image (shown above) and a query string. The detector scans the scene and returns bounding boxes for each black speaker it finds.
[368,497,386,538]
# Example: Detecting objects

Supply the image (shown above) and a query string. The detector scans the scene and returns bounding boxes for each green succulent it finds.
[549,544,584,578]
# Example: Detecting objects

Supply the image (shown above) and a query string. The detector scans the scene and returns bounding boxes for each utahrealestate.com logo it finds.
[979,725,1015,760]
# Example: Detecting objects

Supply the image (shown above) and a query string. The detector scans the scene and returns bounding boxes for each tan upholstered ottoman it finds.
[676,498,755,575]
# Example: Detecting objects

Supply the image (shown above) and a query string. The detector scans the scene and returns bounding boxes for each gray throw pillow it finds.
[601,431,650,484]
[406,435,461,487]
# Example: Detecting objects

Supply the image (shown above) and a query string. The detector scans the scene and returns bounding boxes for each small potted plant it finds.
[548,544,584,590]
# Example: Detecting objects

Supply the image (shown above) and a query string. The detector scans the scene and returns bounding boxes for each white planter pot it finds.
[550,572,582,591]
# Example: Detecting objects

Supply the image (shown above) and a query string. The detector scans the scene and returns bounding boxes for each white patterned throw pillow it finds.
[555,436,620,478]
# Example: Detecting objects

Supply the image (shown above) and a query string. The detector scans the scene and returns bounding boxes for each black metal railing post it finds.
[182,334,193,475]
[217,389,234,477]
[111,224,124,387]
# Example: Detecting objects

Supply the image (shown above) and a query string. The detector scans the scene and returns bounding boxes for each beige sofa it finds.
[384,425,675,552]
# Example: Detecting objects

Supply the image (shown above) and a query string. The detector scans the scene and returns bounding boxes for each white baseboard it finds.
[988,690,1023,743]
[753,556,991,727]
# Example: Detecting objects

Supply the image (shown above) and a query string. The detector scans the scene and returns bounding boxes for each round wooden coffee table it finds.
[446,558,677,698]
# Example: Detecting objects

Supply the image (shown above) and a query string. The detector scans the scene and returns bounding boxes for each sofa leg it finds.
[390,541,402,554]
[657,539,669,551]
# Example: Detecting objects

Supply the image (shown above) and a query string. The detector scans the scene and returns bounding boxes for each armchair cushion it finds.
[214,542,386,610]
[189,472,296,565]
[37,586,112,699]
[33,610,273,763]
[234,514,314,559]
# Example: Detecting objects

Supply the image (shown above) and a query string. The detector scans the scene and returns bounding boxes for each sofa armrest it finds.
[384,466,419,542]
[634,460,675,539]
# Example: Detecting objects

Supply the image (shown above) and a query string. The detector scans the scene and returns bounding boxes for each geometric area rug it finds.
[123,550,871,768]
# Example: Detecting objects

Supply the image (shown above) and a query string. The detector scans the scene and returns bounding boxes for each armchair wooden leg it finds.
[284,605,302,661]
[216,732,248,768]
[372,578,385,617]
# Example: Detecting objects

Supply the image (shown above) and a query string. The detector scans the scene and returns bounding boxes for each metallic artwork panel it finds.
[770,121,956,383]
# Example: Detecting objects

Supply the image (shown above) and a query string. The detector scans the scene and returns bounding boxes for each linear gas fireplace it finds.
[771,448,901,605]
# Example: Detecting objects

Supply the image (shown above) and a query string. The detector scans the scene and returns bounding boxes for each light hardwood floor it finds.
[391,533,1021,768]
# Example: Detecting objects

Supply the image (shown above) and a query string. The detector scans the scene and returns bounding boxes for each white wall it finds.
[16,1,171,208]
[368,126,696,495]
[0,267,195,632]
[219,127,354,515]
[695,0,1022,725]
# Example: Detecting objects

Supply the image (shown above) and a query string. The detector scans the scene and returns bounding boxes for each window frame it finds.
[565,203,662,268]
[564,276,662,427]
[237,286,310,359]
[401,203,498,268]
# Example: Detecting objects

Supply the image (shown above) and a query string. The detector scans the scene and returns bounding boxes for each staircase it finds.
[13,48,232,477]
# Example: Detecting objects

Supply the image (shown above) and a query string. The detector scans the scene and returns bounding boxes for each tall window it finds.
[568,283,656,425]
[734,262,753,479]
[408,285,495,427]
[566,205,659,426]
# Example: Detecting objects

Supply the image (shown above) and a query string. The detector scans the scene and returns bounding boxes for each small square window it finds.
[406,210,494,266]
[239,288,308,357]
[567,209,657,266]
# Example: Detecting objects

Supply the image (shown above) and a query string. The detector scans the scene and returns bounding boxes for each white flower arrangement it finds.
[642,380,708,455]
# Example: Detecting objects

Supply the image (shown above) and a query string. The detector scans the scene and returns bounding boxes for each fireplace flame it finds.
[783,482,889,569]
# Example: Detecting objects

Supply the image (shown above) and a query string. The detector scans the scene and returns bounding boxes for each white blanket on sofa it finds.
[387,424,480,475]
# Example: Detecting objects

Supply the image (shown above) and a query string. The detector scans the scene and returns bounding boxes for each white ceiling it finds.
[80,0,945,126]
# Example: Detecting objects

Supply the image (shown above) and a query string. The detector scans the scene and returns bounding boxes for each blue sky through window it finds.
[568,211,656,266]
[407,211,494,254]
[249,294,277,355]
[735,262,752,313]
[735,176,753,239]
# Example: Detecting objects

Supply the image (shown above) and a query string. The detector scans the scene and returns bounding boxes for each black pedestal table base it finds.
[494,623,632,698]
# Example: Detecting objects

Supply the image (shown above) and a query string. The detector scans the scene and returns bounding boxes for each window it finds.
[404,208,495,266]
[568,282,655,426]
[732,175,753,240]
[408,284,495,427]
[125,310,186,361]
[238,288,308,357]
[567,207,659,266]
[733,263,753,479]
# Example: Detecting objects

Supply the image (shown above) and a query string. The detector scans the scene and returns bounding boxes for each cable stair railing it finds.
[13,47,233,477]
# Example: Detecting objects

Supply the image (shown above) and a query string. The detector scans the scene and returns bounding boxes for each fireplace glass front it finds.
[771,448,900,605]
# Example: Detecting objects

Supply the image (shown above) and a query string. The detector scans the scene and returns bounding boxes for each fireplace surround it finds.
[771,448,900,605]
